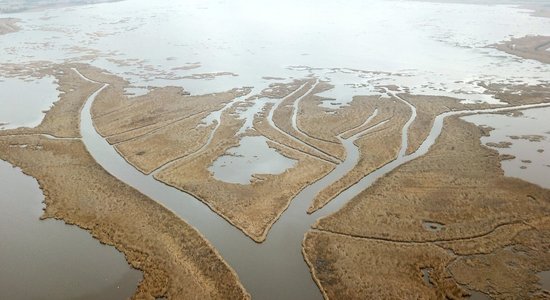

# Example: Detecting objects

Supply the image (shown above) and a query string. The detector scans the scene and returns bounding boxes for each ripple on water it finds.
[0,159,141,300]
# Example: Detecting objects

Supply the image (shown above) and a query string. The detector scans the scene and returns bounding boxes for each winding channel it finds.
[76,68,550,299]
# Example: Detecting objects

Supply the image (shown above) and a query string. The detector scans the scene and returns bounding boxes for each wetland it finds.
[1,0,550,299]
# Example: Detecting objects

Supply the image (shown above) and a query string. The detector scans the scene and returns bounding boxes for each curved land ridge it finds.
[0,64,249,300]
[1,63,549,299]
[73,63,550,298]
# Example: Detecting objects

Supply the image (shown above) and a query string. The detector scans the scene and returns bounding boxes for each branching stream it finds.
[77,68,550,299]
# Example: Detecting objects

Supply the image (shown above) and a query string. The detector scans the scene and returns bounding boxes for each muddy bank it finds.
[304,117,550,298]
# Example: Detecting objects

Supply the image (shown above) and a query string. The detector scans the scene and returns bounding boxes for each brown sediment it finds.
[0,135,249,299]
[304,117,550,298]
[492,35,550,64]
[272,80,346,161]
[155,106,335,242]
[0,65,249,299]
[0,18,20,35]
[313,117,550,241]
[308,96,411,213]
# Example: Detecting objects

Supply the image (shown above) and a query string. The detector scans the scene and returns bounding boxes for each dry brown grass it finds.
[304,117,550,298]
[402,94,491,155]
[83,67,250,174]
[298,82,381,143]
[92,84,247,138]
[0,64,102,138]
[113,113,215,174]
[0,64,250,299]
[253,103,338,163]
[493,35,550,64]
[303,230,464,300]
[482,83,550,106]
[258,79,305,99]
[88,69,336,242]
[0,135,249,299]
[272,80,346,161]
[308,96,411,212]
[156,107,335,242]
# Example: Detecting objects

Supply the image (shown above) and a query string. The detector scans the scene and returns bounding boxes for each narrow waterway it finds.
[78,69,550,299]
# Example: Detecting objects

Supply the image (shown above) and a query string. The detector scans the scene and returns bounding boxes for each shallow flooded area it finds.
[462,107,550,189]
[209,135,296,184]
[0,75,59,129]
[0,159,141,299]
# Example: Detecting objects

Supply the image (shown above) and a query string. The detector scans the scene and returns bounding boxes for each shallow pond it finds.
[0,76,59,130]
[462,107,550,189]
[209,135,296,185]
